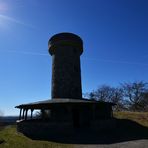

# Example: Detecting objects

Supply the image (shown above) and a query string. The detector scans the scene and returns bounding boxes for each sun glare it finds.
[0,2,8,13]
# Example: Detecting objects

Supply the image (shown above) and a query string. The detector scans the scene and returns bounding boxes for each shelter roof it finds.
[15,98,115,109]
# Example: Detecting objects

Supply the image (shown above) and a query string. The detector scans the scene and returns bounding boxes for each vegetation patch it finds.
[0,126,72,148]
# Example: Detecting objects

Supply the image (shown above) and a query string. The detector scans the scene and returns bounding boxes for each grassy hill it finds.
[0,112,148,148]
[114,111,148,127]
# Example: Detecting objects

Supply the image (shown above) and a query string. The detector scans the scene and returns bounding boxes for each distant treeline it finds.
[84,81,148,111]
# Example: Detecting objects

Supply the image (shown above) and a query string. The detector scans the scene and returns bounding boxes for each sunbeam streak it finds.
[0,14,35,28]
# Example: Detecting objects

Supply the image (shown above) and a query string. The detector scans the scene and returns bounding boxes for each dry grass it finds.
[114,111,148,127]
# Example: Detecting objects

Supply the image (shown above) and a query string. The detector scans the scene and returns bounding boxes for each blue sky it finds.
[0,0,148,116]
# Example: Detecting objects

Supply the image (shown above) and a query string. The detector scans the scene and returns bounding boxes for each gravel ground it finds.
[73,140,148,148]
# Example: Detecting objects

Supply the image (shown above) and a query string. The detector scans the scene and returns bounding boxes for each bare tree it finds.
[35,110,51,120]
[139,92,148,111]
[111,88,125,111]
[93,85,114,101]
[85,81,148,111]
[87,85,124,110]
[121,81,148,111]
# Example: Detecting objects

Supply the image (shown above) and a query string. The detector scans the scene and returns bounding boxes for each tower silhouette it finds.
[48,33,83,99]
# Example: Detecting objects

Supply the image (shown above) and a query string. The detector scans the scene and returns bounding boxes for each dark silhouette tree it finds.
[85,81,148,111]
[121,81,148,111]
[86,85,124,110]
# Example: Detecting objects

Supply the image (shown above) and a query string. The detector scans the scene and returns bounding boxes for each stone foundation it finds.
[17,120,73,136]
[17,118,116,137]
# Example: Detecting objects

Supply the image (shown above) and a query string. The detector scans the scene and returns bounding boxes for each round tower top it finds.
[48,32,83,55]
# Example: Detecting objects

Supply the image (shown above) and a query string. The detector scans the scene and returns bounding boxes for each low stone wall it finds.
[17,120,74,137]
[17,119,116,138]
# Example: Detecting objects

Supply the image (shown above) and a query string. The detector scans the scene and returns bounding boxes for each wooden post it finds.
[31,109,34,119]
[19,108,22,120]
[25,109,28,120]
[41,109,45,120]
[22,109,25,119]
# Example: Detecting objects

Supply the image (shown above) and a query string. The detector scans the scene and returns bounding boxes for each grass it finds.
[0,112,148,147]
[114,111,148,127]
[0,125,72,148]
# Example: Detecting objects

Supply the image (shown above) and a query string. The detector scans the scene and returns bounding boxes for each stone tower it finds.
[48,33,83,99]
[16,33,115,136]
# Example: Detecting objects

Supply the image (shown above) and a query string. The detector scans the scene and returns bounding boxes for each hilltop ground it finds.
[0,112,148,148]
